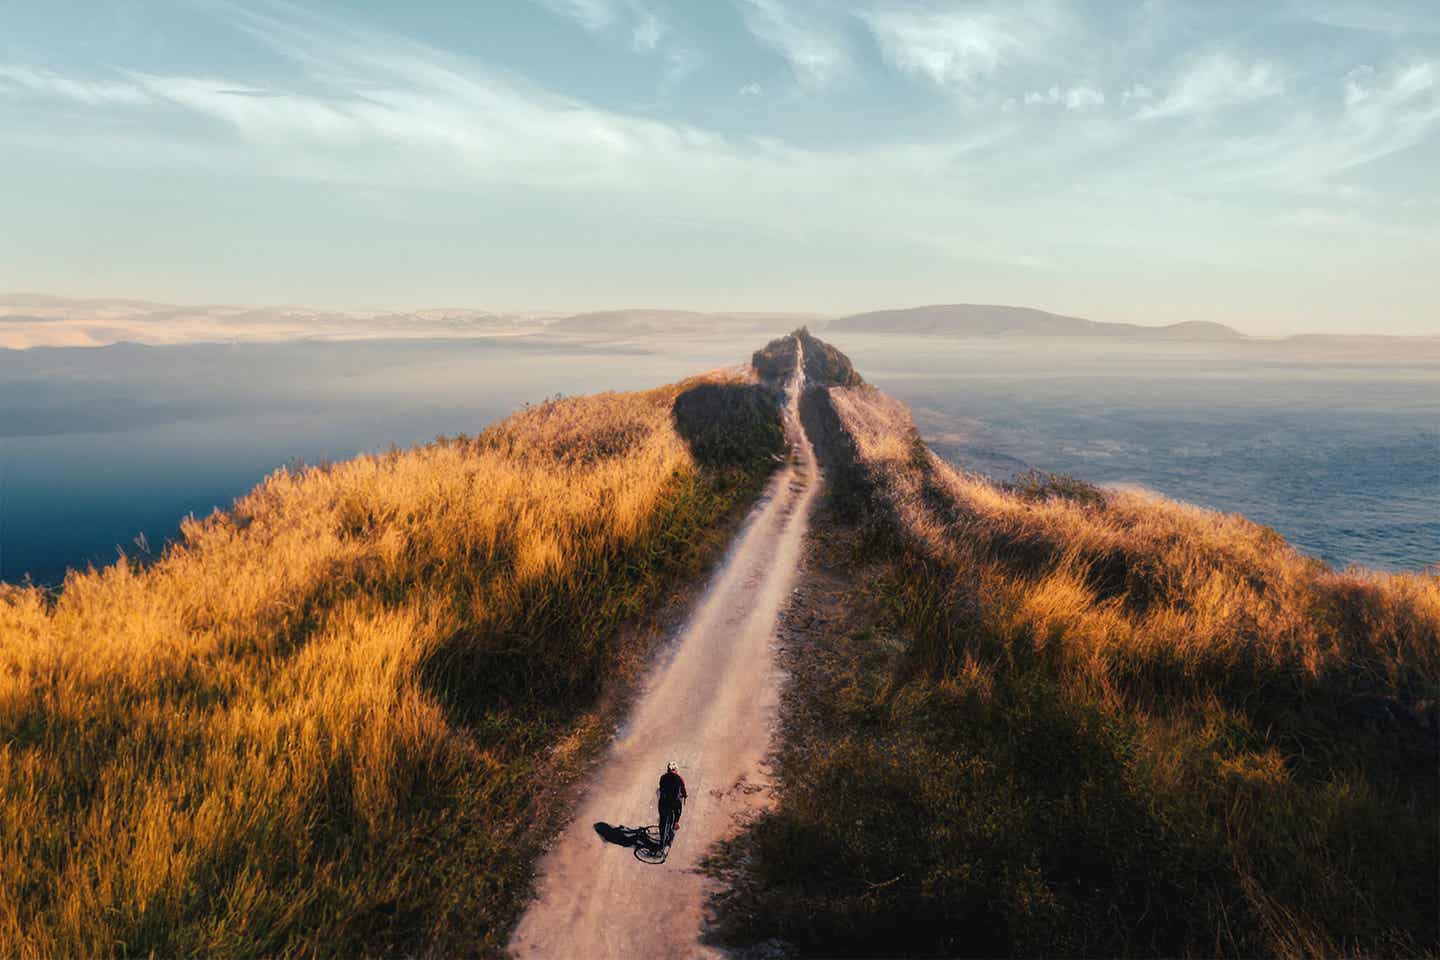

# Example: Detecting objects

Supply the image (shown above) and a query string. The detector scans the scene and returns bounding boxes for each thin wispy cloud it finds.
[5,3,1433,204]
[0,64,150,106]
[631,12,663,51]
[735,0,852,91]
[1121,84,1154,105]
[1224,59,1440,186]
[533,0,619,33]
[1024,84,1105,110]
[97,12,729,190]
[532,0,676,58]
[861,0,1078,94]
[2,5,934,237]
[1139,52,1287,120]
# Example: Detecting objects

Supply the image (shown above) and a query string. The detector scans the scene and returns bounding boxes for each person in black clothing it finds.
[658,760,688,837]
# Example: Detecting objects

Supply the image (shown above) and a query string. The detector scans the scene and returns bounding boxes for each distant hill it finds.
[545,309,823,338]
[828,304,1246,340]
[0,293,540,349]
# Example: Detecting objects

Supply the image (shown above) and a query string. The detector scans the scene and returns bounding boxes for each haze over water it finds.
[1,332,1434,587]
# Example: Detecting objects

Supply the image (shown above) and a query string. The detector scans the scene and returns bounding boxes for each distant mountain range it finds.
[1,294,1433,351]
[827,304,1247,340]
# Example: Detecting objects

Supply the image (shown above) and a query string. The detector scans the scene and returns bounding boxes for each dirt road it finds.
[510,346,817,959]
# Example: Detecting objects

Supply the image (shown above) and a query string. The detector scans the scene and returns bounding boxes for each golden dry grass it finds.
[0,367,781,956]
[830,383,1439,712]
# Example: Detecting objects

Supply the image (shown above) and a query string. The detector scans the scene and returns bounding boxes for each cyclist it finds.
[658,761,688,841]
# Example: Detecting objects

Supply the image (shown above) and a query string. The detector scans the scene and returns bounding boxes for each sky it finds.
[1,0,1438,335]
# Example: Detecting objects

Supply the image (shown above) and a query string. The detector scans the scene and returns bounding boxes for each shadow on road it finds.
[594,822,670,864]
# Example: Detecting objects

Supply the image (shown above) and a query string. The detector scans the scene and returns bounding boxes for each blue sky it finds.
[1,1,1437,334]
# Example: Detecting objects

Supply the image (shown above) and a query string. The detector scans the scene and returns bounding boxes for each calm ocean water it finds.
[1,332,1434,586]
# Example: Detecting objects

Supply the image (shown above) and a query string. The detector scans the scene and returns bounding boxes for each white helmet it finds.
[667,760,678,772]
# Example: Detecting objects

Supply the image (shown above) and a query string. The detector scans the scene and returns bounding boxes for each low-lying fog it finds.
[2,330,1435,586]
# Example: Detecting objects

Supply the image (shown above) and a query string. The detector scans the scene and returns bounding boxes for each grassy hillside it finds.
[710,341,1439,957]
[0,369,784,956]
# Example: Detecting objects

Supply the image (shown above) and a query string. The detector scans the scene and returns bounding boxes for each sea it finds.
[1,331,1434,587]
